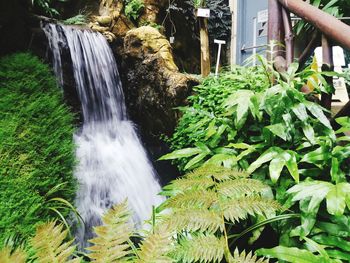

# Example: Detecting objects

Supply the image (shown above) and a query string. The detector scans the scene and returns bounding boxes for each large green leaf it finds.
[326,182,350,216]
[284,151,300,182]
[292,103,308,122]
[265,123,288,141]
[313,234,350,253]
[269,155,286,183]
[304,101,332,129]
[247,147,282,174]
[256,246,327,263]
[159,147,202,160]
[184,152,210,170]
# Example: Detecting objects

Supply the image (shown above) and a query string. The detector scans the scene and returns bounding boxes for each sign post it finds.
[214,39,226,77]
[197,8,211,77]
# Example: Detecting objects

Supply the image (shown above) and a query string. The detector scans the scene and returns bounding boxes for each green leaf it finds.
[287,181,333,204]
[313,234,350,253]
[304,101,332,129]
[302,124,316,144]
[184,152,210,170]
[326,183,350,216]
[292,103,308,122]
[247,147,282,174]
[284,151,300,183]
[269,155,286,183]
[159,147,202,160]
[256,246,326,263]
[326,249,350,261]
[265,123,288,141]
[301,146,331,166]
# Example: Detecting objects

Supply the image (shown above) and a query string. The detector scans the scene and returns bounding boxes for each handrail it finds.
[278,0,350,50]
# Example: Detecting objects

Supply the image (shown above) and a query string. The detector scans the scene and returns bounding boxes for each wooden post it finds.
[268,0,284,61]
[321,35,333,111]
[281,7,294,66]
[199,16,211,77]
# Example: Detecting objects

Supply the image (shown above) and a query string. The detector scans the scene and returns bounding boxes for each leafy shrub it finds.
[0,53,76,247]
[30,0,60,17]
[1,166,277,262]
[124,0,144,21]
[162,56,350,261]
[63,14,88,25]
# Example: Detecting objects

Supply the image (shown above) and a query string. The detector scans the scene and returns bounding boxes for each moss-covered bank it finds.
[0,53,76,246]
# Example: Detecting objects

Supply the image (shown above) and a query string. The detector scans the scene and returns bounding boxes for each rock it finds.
[89,22,110,33]
[103,31,116,42]
[121,26,199,137]
[111,15,135,38]
[97,15,112,26]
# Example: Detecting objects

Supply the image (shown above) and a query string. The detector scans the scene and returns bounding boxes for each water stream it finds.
[42,23,164,247]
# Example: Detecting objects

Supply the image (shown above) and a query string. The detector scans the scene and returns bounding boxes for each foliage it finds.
[162,54,350,261]
[63,14,88,25]
[1,166,277,262]
[124,0,144,21]
[31,222,80,263]
[30,0,58,17]
[0,247,27,263]
[0,53,76,247]
[206,0,231,41]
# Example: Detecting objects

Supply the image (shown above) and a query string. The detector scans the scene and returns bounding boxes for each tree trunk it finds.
[278,0,350,50]
[199,17,211,77]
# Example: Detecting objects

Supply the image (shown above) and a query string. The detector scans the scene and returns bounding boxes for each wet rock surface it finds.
[120,26,199,138]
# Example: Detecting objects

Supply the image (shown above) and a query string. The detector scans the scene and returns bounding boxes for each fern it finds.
[187,164,249,180]
[31,222,80,263]
[134,228,174,263]
[233,248,269,263]
[164,189,218,209]
[172,234,226,263]
[162,208,225,233]
[88,201,134,262]
[222,197,280,223]
[217,178,269,198]
[0,247,27,263]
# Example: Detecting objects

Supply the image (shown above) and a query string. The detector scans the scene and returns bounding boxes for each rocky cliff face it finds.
[87,0,198,138]
[121,26,198,137]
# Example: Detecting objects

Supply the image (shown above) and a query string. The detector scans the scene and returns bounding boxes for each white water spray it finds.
[42,23,164,247]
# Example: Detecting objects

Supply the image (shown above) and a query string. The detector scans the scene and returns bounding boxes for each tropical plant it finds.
[0,53,76,247]
[63,14,88,25]
[161,53,350,261]
[30,0,60,17]
[1,166,281,262]
[124,0,144,21]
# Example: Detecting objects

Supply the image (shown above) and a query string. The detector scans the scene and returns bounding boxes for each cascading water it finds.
[42,23,164,247]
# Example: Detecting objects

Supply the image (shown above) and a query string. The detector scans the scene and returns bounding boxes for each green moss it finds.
[0,53,76,246]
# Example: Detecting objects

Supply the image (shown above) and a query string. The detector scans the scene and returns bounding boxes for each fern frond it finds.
[31,222,79,263]
[134,229,174,263]
[164,177,215,193]
[162,208,224,233]
[88,200,134,262]
[222,197,281,223]
[233,248,269,263]
[0,247,27,263]
[172,234,225,263]
[164,189,217,209]
[217,179,269,198]
[187,165,249,181]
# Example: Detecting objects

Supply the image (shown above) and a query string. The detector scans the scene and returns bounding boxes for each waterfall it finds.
[42,23,164,247]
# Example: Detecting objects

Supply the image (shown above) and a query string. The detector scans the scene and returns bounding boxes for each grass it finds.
[0,53,76,247]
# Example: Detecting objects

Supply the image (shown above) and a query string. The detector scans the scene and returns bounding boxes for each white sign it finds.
[257,9,268,23]
[169,36,175,44]
[197,8,211,18]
